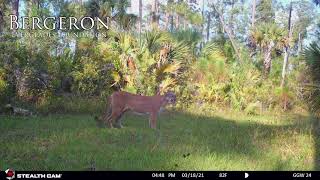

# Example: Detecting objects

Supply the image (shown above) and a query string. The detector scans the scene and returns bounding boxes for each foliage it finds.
[171,29,202,55]
[304,43,320,117]
[0,0,317,116]
[250,23,287,50]
[0,67,8,101]
[250,22,287,75]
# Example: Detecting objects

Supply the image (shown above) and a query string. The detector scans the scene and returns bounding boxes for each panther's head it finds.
[164,91,176,105]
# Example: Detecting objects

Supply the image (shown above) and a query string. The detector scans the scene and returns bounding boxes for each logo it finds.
[10,15,110,30]
[245,172,249,178]
[5,169,15,180]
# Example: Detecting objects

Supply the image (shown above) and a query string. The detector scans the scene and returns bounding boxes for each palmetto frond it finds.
[110,70,121,87]
[171,29,202,48]
[158,77,177,94]
[250,23,287,49]
[304,43,320,79]
[115,32,138,55]
[168,41,191,63]
[304,42,320,116]
[143,30,169,54]
[155,62,181,79]
[201,42,225,61]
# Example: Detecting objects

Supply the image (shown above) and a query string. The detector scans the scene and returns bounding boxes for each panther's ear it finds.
[165,91,175,97]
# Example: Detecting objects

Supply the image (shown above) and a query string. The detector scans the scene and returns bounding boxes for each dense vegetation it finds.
[0,0,320,171]
[0,0,319,115]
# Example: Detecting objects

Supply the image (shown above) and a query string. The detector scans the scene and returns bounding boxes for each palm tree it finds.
[304,43,320,116]
[11,0,19,17]
[250,22,287,76]
[280,1,293,88]
[103,30,189,95]
[141,30,189,94]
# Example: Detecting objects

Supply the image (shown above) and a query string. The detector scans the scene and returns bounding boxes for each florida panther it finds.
[96,91,176,129]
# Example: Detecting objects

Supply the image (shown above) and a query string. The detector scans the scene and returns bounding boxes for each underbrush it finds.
[36,96,107,114]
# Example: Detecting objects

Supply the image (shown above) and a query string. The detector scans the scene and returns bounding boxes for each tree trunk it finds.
[175,13,180,30]
[281,46,289,81]
[206,13,211,42]
[229,0,235,38]
[280,1,293,87]
[170,13,174,32]
[165,3,172,31]
[251,0,256,28]
[297,32,302,55]
[166,0,174,31]
[28,0,34,57]
[139,0,142,42]
[33,0,39,10]
[200,0,205,48]
[165,12,169,30]
[263,42,274,77]
[28,0,32,17]
[212,3,242,63]
[12,0,19,17]
[11,0,19,33]
[0,7,4,34]
[151,0,159,29]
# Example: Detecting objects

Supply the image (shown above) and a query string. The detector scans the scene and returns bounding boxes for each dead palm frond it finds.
[155,62,181,80]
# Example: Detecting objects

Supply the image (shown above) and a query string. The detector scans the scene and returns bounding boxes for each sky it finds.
[127,0,295,15]
[17,0,319,43]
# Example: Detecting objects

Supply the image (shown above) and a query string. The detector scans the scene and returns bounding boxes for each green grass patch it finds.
[0,110,318,170]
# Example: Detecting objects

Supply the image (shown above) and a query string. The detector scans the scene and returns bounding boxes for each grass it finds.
[0,109,318,171]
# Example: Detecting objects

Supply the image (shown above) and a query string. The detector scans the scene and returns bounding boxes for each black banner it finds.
[1,171,319,180]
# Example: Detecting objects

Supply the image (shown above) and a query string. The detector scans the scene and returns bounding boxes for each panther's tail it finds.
[94,96,112,127]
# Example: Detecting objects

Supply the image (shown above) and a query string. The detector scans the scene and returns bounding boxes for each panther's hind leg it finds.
[114,117,124,128]
[94,109,109,127]
[114,109,128,128]
[105,114,114,128]
[106,109,124,128]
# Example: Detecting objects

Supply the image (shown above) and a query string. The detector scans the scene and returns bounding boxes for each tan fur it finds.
[100,91,176,129]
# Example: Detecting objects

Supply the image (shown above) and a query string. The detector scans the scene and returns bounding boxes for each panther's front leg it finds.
[149,112,157,129]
